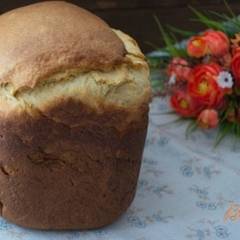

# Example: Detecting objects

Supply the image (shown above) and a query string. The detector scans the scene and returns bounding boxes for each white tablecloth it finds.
[0,97,239,240]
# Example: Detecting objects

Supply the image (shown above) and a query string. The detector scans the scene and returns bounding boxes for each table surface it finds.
[0,97,240,240]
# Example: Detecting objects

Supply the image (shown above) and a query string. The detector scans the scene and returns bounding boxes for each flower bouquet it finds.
[151,3,240,145]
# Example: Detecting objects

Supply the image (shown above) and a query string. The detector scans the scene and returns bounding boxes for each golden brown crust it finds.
[0,2,151,230]
[0,99,148,229]
[0,1,126,90]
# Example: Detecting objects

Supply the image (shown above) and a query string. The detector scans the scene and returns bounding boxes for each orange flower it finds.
[170,91,200,117]
[187,30,229,58]
[231,50,240,86]
[203,30,229,57]
[187,36,208,58]
[188,63,224,108]
[167,57,192,81]
[197,109,219,129]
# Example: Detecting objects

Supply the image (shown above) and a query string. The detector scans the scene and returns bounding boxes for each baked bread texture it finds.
[0,1,151,229]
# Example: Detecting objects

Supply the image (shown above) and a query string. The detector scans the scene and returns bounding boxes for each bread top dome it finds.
[0,1,126,90]
[0,1,151,117]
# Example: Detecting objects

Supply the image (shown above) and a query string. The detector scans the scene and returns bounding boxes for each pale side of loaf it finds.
[0,1,151,229]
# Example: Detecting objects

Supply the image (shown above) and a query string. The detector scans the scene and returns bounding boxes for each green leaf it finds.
[169,32,178,43]
[214,122,232,147]
[166,24,195,38]
[189,6,226,31]
[208,10,240,33]
[208,10,230,21]
[153,15,187,58]
[223,0,236,18]
[191,18,225,32]
[190,4,240,35]
[147,55,170,69]
[236,125,240,138]
[144,41,161,51]
[235,87,240,95]
[231,122,240,138]
[231,19,240,29]
[185,120,198,139]
[153,16,175,49]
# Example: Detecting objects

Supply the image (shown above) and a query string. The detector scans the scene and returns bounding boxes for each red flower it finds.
[188,63,224,108]
[187,30,229,58]
[197,109,219,129]
[187,36,208,58]
[203,30,229,57]
[232,46,240,56]
[167,57,192,81]
[170,91,200,117]
[231,50,240,86]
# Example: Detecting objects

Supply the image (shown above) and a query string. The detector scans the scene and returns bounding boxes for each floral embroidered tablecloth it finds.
[0,96,240,240]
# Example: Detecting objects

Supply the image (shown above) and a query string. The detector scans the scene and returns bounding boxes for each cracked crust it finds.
[0,30,151,116]
[0,99,148,229]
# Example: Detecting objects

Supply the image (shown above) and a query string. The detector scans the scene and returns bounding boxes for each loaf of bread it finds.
[0,1,151,229]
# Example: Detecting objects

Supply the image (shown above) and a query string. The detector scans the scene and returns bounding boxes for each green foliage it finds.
[208,10,240,35]
[151,0,240,62]
[214,121,240,147]
[153,15,188,58]
[189,6,226,32]
[214,122,232,147]
[147,55,170,69]
[223,0,235,18]
[166,25,196,38]
[189,1,240,37]
[185,120,198,139]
